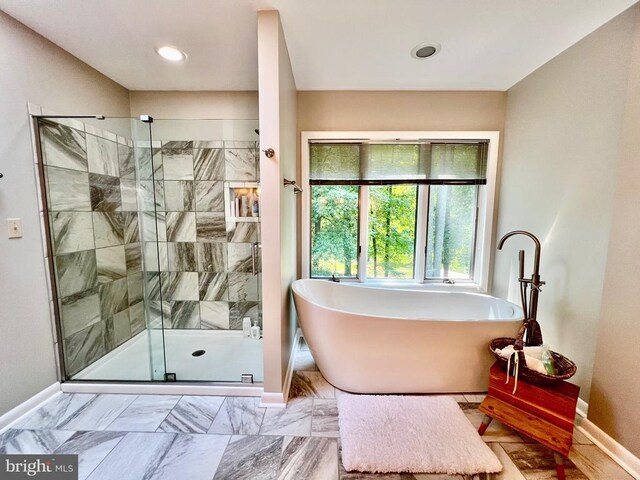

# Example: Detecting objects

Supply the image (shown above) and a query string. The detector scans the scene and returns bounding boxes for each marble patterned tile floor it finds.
[0,339,632,480]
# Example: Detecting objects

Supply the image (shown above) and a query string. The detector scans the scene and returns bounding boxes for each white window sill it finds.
[325,279,485,293]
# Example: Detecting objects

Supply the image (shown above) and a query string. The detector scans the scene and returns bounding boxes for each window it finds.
[310,185,359,278]
[367,185,417,279]
[426,185,477,280]
[302,132,498,290]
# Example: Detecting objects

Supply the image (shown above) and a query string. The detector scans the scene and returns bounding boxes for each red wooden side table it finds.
[477,362,580,480]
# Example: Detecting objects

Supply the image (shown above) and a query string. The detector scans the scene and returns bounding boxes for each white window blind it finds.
[309,141,488,185]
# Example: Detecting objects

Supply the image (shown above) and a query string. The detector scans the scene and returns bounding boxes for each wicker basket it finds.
[490,320,577,387]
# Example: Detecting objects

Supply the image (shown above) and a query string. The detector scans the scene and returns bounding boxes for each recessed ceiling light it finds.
[156,46,187,62]
[411,42,441,60]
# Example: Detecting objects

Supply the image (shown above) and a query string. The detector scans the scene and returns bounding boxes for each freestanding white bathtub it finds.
[292,279,523,394]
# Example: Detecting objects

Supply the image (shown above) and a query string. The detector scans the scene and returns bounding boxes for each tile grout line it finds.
[335,438,340,480]
[99,394,140,432]
[54,394,102,431]
[209,431,242,480]
[152,395,184,433]
[147,431,181,479]
[208,434,231,480]
[256,397,268,434]
[74,431,128,480]
[310,398,316,437]
[203,396,227,434]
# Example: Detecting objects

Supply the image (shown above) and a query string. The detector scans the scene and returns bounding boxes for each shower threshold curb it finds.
[60,381,264,397]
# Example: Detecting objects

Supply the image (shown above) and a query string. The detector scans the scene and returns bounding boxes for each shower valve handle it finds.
[262,148,275,158]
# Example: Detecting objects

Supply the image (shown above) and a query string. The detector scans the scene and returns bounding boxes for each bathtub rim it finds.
[292,278,524,323]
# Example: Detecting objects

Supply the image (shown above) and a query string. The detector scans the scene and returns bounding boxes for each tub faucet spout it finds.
[497,230,546,325]
[330,274,340,283]
[497,230,541,281]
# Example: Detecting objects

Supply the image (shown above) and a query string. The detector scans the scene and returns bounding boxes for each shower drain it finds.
[192,350,206,357]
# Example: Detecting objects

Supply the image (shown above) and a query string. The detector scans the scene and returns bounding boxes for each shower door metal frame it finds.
[31,114,68,383]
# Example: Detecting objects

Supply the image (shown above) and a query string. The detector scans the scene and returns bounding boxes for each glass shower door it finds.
[133,118,168,381]
[145,118,263,382]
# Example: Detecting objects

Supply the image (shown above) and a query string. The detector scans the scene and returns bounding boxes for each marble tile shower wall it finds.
[143,139,262,333]
[41,119,262,376]
[40,119,144,377]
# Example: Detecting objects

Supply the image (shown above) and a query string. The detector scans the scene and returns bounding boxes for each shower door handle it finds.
[251,242,261,276]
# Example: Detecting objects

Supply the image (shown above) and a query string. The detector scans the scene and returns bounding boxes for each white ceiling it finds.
[0,0,637,91]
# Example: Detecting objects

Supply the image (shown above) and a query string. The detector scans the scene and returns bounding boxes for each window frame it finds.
[301,131,500,292]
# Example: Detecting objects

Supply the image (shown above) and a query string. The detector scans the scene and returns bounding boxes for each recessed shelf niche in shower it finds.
[225,181,260,222]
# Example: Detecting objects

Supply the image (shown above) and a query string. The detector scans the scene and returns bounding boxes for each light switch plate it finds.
[7,218,23,238]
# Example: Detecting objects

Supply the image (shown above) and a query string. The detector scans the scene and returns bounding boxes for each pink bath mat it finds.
[337,393,502,475]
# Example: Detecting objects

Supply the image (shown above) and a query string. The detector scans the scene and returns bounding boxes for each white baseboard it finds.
[282,328,302,402]
[61,382,263,397]
[260,328,302,408]
[575,401,640,479]
[260,392,287,408]
[0,383,61,434]
[576,397,589,418]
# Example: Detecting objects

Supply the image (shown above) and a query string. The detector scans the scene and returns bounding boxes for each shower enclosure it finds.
[34,115,262,384]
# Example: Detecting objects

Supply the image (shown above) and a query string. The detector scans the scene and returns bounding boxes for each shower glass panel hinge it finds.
[241,374,254,384]
[164,372,177,382]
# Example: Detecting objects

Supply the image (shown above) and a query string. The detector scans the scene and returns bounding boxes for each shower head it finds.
[254,129,260,135]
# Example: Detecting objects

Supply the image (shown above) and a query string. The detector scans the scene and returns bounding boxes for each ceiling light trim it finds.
[410,42,442,60]
[156,45,188,62]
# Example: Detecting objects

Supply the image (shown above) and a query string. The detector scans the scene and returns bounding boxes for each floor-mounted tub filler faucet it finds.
[330,274,340,283]
[497,230,546,331]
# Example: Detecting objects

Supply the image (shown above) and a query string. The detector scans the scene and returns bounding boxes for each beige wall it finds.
[298,91,507,132]
[0,11,130,416]
[258,10,298,400]
[278,17,299,385]
[589,5,640,458]
[129,91,259,144]
[129,90,258,119]
[494,6,637,402]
